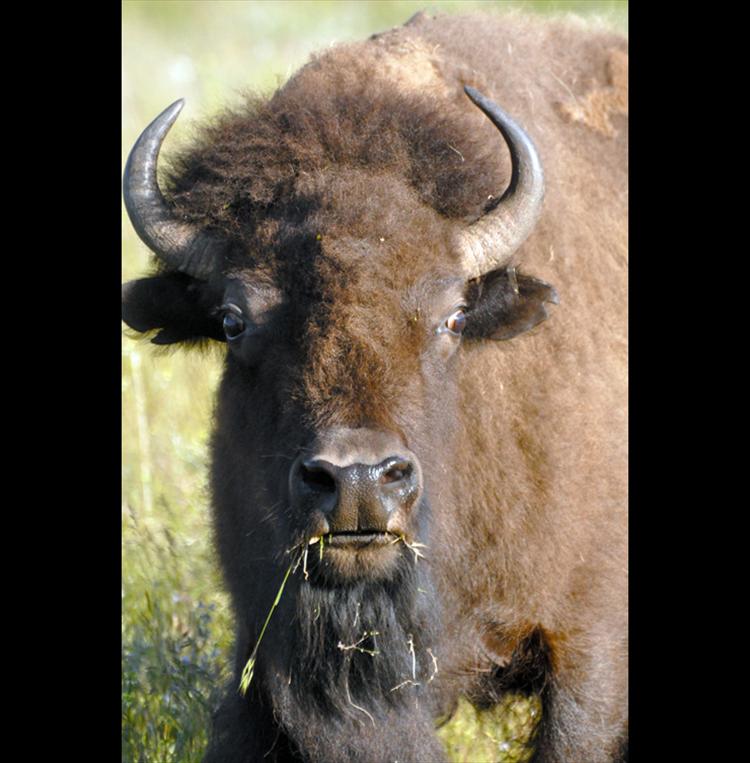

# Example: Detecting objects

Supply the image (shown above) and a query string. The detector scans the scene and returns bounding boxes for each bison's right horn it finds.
[123,99,224,280]
[456,87,545,280]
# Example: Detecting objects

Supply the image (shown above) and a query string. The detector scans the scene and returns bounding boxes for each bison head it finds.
[122,86,557,757]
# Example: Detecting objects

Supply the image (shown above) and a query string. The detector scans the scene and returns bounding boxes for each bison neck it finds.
[263,558,446,762]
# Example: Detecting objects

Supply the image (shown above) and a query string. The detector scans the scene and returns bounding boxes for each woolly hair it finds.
[163,56,506,243]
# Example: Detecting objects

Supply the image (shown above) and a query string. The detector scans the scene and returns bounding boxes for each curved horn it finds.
[456,87,545,280]
[123,99,224,280]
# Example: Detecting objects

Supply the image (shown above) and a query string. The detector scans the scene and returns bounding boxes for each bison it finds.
[122,10,627,763]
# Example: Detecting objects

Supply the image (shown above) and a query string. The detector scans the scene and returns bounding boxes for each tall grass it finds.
[122,2,626,760]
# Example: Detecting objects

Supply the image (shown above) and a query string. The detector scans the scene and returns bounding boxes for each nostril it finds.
[380,460,413,485]
[300,462,337,493]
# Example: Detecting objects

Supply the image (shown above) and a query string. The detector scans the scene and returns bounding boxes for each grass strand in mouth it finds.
[390,534,427,563]
[239,537,328,695]
[238,560,294,696]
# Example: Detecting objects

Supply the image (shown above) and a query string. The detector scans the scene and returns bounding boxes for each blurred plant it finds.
[122,504,232,762]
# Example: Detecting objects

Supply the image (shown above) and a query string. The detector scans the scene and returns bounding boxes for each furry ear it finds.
[122,272,225,345]
[464,268,559,341]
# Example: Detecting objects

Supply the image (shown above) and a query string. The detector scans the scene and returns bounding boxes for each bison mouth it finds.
[314,530,398,549]
[300,530,420,583]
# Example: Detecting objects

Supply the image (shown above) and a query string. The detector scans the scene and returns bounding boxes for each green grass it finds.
[122,2,626,760]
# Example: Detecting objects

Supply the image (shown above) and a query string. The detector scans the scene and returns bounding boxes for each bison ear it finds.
[464,268,559,342]
[122,272,225,345]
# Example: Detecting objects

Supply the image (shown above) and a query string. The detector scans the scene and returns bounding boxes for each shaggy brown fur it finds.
[123,11,627,763]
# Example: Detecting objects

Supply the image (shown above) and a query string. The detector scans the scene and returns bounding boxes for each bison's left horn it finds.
[123,99,224,280]
[456,87,545,280]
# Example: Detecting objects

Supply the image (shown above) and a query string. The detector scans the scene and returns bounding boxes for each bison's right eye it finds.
[444,309,467,336]
[222,310,246,340]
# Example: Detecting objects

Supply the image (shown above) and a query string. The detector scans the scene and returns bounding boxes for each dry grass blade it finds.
[239,560,295,696]
[407,634,416,679]
[390,678,420,692]
[426,647,439,683]
[337,630,380,657]
[390,534,428,563]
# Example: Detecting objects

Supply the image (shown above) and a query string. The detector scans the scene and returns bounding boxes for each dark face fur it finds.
[213,180,466,575]
[203,177,465,758]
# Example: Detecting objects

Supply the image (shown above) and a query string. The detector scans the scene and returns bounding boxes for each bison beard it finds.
[263,547,445,762]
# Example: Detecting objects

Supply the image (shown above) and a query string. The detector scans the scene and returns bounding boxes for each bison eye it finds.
[222,310,246,340]
[442,308,467,336]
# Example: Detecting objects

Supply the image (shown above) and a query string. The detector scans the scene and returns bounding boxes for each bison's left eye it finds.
[222,308,246,340]
[441,308,467,337]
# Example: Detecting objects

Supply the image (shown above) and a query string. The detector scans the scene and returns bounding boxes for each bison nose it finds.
[291,454,420,534]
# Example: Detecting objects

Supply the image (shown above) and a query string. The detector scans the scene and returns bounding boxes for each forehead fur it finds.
[164,40,507,249]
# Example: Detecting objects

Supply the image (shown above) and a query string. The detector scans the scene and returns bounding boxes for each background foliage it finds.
[122,2,626,760]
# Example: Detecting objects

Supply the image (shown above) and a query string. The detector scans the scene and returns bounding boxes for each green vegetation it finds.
[122,2,626,760]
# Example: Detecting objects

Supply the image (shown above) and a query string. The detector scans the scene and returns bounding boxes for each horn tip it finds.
[464,85,488,107]
[166,98,186,118]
